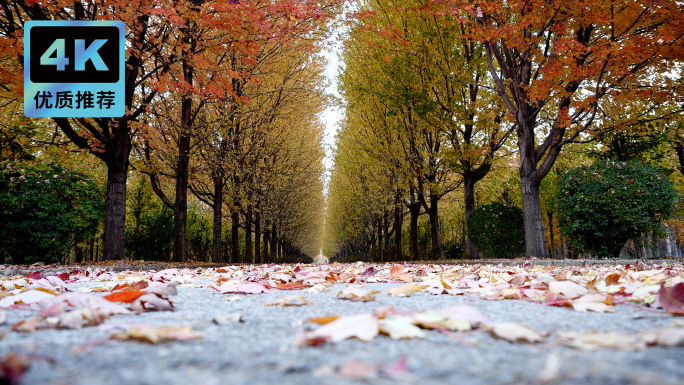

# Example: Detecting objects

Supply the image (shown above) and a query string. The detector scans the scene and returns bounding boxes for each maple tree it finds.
[0,0,340,261]
[447,0,684,257]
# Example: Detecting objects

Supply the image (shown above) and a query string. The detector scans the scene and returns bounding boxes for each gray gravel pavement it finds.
[1,280,682,385]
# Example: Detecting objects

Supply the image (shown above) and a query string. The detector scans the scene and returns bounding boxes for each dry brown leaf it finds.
[548,280,588,299]
[130,293,174,312]
[488,323,547,343]
[55,308,109,329]
[337,285,379,302]
[558,331,644,351]
[388,283,428,297]
[111,325,205,344]
[379,316,426,340]
[638,325,684,347]
[263,296,312,307]
[297,313,379,346]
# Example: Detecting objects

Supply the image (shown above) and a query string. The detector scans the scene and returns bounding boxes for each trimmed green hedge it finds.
[468,202,525,258]
[556,160,676,258]
[0,161,103,263]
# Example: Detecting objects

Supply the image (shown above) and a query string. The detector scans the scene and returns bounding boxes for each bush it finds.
[126,205,175,262]
[468,202,526,258]
[0,161,103,263]
[556,160,676,258]
[442,239,465,260]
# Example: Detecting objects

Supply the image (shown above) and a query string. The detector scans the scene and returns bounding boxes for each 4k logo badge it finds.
[24,21,125,118]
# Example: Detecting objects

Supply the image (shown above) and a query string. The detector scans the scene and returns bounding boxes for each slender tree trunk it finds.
[427,194,444,260]
[211,178,223,263]
[520,172,547,258]
[231,206,239,264]
[409,202,420,260]
[102,166,128,260]
[245,205,253,264]
[383,210,390,256]
[263,229,270,263]
[547,211,556,259]
[464,177,478,259]
[394,198,403,261]
[378,219,384,263]
[270,223,277,261]
[278,239,282,262]
[255,211,261,264]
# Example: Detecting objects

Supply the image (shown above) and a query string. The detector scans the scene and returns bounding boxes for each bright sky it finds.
[319,35,343,194]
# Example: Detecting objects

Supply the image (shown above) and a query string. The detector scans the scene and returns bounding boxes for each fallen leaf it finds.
[548,280,588,299]
[54,308,109,329]
[338,359,378,381]
[439,304,491,328]
[0,352,32,385]
[212,283,270,294]
[306,284,330,294]
[337,285,379,302]
[38,293,132,315]
[0,310,6,325]
[0,290,56,307]
[111,325,205,343]
[558,330,644,351]
[214,313,242,325]
[639,325,684,347]
[379,316,426,340]
[604,272,620,285]
[309,315,340,325]
[146,281,178,296]
[221,295,244,302]
[571,293,615,313]
[657,283,684,315]
[12,316,39,333]
[264,297,312,307]
[488,323,547,343]
[380,356,414,381]
[103,291,145,303]
[130,293,174,312]
[388,283,428,297]
[298,313,379,346]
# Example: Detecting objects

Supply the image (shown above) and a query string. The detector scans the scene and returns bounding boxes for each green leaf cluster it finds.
[468,202,525,259]
[0,161,103,263]
[556,160,677,258]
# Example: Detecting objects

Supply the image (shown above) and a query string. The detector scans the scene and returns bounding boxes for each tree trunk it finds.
[427,194,443,260]
[464,177,478,259]
[263,229,270,263]
[211,178,223,263]
[378,219,384,263]
[231,206,239,263]
[520,173,548,258]
[409,202,420,260]
[102,166,128,260]
[171,58,194,263]
[245,205,253,264]
[277,239,282,262]
[270,223,277,262]
[383,210,390,257]
[547,211,556,259]
[255,211,261,264]
[394,197,403,261]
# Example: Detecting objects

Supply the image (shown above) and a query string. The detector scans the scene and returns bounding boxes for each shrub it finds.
[0,161,103,263]
[556,160,676,258]
[442,239,465,260]
[126,205,175,262]
[468,202,525,258]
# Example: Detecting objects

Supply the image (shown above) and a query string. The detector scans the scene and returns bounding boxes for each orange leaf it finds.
[309,316,340,325]
[104,291,145,303]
